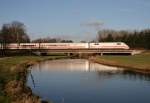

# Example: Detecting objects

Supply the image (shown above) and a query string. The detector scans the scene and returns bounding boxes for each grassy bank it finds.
[0,55,68,103]
[90,51,150,73]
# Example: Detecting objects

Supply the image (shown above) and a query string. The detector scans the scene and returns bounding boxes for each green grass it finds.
[0,56,67,68]
[0,96,10,103]
[95,51,150,70]
[0,56,68,82]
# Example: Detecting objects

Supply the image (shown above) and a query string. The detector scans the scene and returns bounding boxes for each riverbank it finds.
[0,55,69,103]
[90,51,150,74]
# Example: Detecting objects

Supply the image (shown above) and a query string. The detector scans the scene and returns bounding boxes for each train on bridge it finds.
[0,42,129,50]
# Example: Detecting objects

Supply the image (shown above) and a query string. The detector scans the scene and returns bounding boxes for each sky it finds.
[0,0,150,41]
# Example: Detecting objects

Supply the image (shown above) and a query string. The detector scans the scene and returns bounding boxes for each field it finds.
[91,51,150,73]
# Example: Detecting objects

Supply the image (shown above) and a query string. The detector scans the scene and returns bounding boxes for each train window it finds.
[94,43,99,45]
[117,43,121,45]
[22,45,33,46]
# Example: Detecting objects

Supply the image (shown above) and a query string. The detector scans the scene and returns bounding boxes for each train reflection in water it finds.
[30,59,150,81]
[31,59,121,72]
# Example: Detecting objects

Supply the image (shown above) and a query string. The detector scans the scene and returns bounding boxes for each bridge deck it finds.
[31,49,137,55]
[2,49,141,55]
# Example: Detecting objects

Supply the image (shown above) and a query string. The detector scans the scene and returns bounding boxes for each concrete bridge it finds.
[31,49,141,56]
[1,48,142,56]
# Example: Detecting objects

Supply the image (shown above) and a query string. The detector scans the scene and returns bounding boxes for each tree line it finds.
[97,29,150,49]
[32,37,73,43]
[0,21,73,46]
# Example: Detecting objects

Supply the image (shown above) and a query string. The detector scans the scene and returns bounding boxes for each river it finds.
[27,59,150,103]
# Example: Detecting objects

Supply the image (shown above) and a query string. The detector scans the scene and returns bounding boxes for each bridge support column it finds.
[67,53,71,56]
[78,52,82,58]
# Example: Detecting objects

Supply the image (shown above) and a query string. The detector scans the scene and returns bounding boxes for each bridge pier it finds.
[67,53,71,56]
[78,52,82,58]
[100,53,103,56]
[32,51,48,56]
[67,53,74,57]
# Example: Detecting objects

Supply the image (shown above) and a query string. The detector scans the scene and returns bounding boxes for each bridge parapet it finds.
[31,49,138,55]
[2,49,141,55]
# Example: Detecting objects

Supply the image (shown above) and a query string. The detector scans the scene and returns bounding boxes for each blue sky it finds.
[0,0,150,41]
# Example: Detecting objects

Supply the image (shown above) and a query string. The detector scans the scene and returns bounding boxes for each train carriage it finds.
[6,43,18,49]
[19,43,39,49]
[2,42,129,50]
[40,43,88,49]
[67,43,88,49]
[90,42,129,49]
[40,43,69,49]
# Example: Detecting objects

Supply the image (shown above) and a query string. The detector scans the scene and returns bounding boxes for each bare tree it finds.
[0,21,30,44]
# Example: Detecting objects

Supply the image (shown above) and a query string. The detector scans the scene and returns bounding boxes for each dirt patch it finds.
[5,80,41,103]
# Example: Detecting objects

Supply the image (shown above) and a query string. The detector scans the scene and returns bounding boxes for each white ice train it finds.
[0,42,129,49]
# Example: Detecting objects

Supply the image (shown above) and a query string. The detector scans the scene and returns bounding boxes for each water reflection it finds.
[30,59,150,81]
[27,59,150,103]
[31,59,121,72]
[121,70,150,81]
[96,70,150,81]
